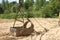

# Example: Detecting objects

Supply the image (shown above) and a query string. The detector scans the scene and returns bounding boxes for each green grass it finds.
[0,13,17,19]
[0,13,58,19]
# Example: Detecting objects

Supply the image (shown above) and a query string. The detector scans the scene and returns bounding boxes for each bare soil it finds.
[0,18,59,40]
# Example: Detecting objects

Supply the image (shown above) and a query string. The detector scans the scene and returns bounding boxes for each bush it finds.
[0,7,4,14]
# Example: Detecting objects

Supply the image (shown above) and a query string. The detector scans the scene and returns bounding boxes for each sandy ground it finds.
[0,18,59,40]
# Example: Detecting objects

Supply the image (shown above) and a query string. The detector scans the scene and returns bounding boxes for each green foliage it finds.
[0,13,16,19]
[2,0,5,9]
[24,0,34,10]
[39,0,59,18]
[36,0,46,10]
[0,7,4,14]
[11,4,18,13]
[0,0,59,18]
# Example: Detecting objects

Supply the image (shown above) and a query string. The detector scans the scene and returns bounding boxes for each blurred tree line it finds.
[0,0,60,18]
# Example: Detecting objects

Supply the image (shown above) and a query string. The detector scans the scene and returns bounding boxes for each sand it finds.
[0,18,59,40]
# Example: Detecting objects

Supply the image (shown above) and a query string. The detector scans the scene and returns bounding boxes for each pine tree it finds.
[5,0,9,10]
[2,0,5,10]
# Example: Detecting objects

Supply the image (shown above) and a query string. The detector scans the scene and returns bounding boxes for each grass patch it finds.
[0,13,58,19]
[0,13,17,19]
